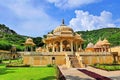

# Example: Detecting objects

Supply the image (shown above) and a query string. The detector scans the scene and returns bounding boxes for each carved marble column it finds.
[71,40,73,52]
[79,42,82,51]
[52,42,55,52]
[46,44,49,52]
[60,40,63,52]
[76,42,78,51]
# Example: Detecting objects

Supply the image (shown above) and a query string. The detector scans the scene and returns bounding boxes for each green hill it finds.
[0,24,120,51]
[77,28,120,48]
[0,24,44,51]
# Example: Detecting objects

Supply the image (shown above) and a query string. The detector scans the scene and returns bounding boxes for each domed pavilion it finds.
[44,19,84,53]
[94,38,110,52]
[85,38,110,52]
[24,38,35,51]
[85,42,94,52]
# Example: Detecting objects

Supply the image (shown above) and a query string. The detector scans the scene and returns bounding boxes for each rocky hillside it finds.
[0,24,17,39]
[0,24,43,51]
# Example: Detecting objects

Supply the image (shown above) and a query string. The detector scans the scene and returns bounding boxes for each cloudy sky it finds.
[0,0,120,37]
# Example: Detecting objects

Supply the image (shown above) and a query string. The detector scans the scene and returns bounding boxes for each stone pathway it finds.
[85,66,120,79]
[59,66,120,80]
[59,66,95,80]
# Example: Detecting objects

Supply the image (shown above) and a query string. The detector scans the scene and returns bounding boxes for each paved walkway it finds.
[86,66,120,79]
[78,69,111,80]
[59,66,120,80]
[59,66,95,80]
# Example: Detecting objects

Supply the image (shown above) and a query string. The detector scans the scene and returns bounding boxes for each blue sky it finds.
[0,0,120,37]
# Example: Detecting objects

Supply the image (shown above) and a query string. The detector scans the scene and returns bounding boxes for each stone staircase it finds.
[68,55,80,68]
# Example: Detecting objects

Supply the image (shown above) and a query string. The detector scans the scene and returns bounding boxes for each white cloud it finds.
[0,0,59,37]
[46,0,101,9]
[69,10,117,31]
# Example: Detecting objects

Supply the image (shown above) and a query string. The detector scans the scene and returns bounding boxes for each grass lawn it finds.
[93,64,120,71]
[0,64,57,80]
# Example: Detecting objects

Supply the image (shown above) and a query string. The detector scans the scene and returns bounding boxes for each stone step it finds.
[68,56,80,68]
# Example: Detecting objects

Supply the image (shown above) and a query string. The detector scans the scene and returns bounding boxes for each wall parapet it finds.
[23,52,66,56]
[76,52,112,56]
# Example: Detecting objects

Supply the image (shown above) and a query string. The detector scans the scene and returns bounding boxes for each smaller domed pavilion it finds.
[24,38,36,51]
[94,38,110,52]
[85,42,94,52]
[85,38,110,52]
[101,38,110,52]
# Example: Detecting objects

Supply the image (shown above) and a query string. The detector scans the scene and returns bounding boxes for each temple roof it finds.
[94,38,110,48]
[53,19,73,34]
[24,38,35,46]
[86,42,94,48]
[47,33,53,37]
[45,20,84,43]
[102,38,110,45]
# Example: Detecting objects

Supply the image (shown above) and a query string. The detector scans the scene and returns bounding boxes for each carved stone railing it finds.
[75,52,84,68]
[76,52,111,56]
[23,51,74,56]
[65,53,71,68]
[23,52,65,56]
[63,52,73,55]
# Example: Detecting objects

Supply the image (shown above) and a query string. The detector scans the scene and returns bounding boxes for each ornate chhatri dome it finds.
[75,33,81,37]
[26,38,33,42]
[86,42,94,48]
[53,19,73,34]
[94,39,103,48]
[47,33,53,37]
[94,38,110,48]
[24,38,35,46]
[102,38,110,45]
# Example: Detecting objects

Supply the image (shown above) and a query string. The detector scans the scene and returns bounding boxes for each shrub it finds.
[16,45,25,51]
[93,64,120,71]
[0,41,12,50]
[113,60,118,64]
[0,60,2,63]
[47,64,53,67]
[6,64,30,67]
[94,63,100,67]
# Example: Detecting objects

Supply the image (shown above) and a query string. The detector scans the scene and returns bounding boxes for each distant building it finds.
[85,42,94,52]
[24,38,36,51]
[85,38,110,52]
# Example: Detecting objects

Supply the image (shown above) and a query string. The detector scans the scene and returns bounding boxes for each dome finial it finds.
[62,19,64,24]
[61,19,65,26]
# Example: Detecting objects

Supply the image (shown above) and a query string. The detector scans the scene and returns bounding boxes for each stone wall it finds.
[23,54,66,66]
[110,46,120,55]
[77,52,115,65]
[81,55,113,65]
[23,52,119,66]
[0,52,20,60]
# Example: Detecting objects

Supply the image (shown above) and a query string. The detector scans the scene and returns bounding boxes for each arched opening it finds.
[54,41,60,52]
[62,40,71,51]
[48,43,53,52]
